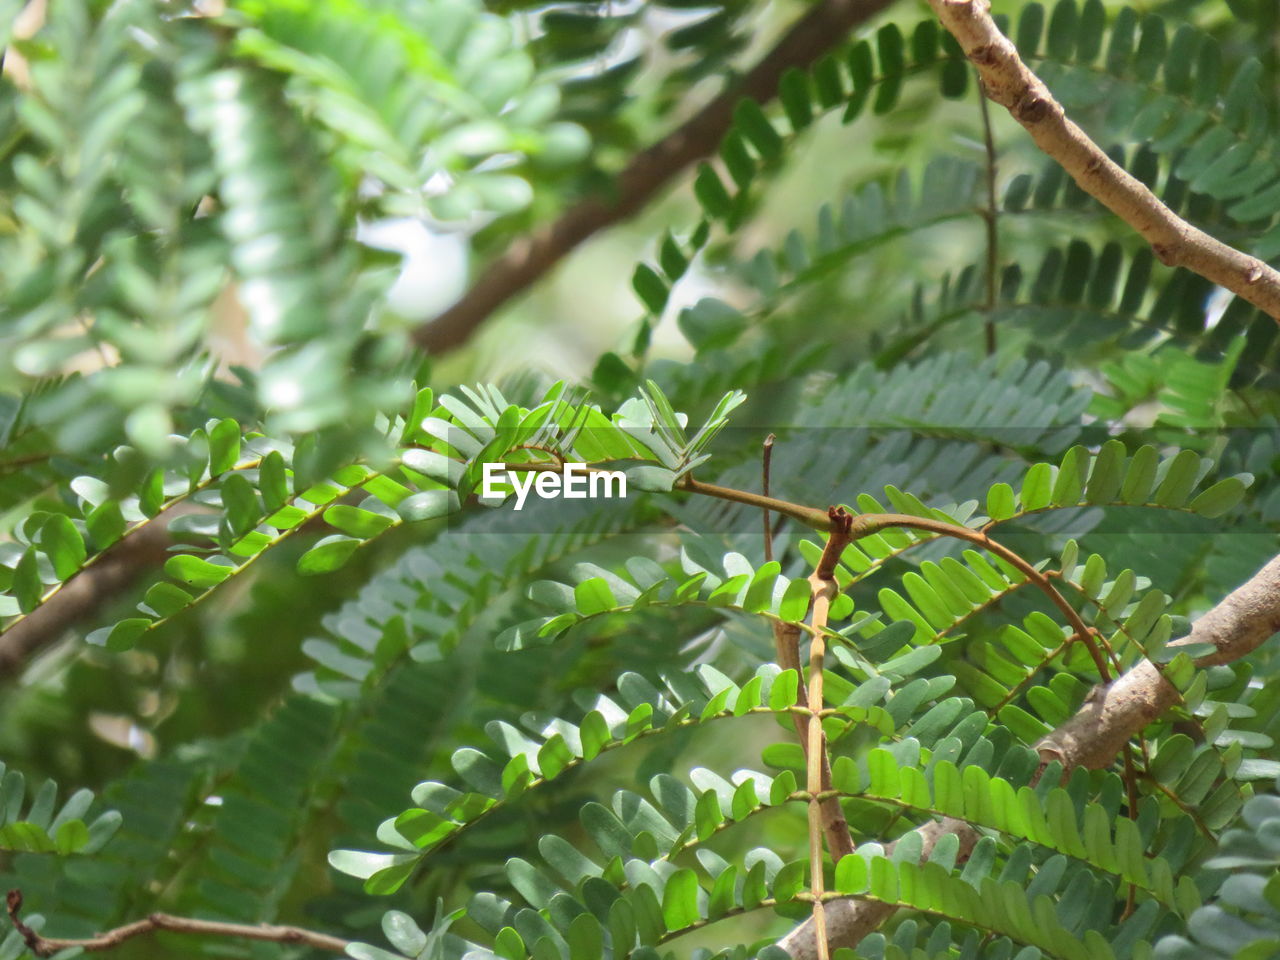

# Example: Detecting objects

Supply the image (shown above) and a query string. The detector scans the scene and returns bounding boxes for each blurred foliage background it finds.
[0,0,1279,957]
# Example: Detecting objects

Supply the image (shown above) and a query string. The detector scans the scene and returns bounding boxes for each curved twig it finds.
[5,889,350,957]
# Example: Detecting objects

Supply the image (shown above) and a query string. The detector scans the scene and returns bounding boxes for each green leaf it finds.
[693,164,733,219]
[632,264,668,314]
[1079,553,1106,598]
[39,515,86,580]
[1188,475,1248,518]
[12,548,42,613]
[778,578,811,621]
[1121,445,1159,503]
[779,68,813,131]
[580,711,610,761]
[1154,449,1201,508]
[328,849,416,880]
[297,535,362,575]
[1051,445,1088,505]
[986,482,1016,521]
[567,913,603,960]
[743,561,780,613]
[85,501,126,550]
[624,465,676,492]
[324,504,395,538]
[164,555,234,589]
[574,578,617,616]
[54,819,89,854]
[661,868,701,930]
[733,99,782,160]
[400,449,463,487]
[138,468,165,518]
[208,419,241,475]
[677,299,745,352]
[86,618,151,651]
[494,927,525,960]
[1085,439,1126,504]
[143,582,194,618]
[258,450,290,511]
[220,473,261,539]
[398,490,459,522]
[768,670,800,710]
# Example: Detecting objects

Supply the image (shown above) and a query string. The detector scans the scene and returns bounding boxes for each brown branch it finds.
[976,76,999,355]
[853,511,1111,679]
[679,472,1111,679]
[763,434,777,563]
[0,504,201,681]
[763,444,857,861]
[929,0,1280,321]
[800,508,856,960]
[412,0,898,354]
[774,618,856,863]
[6,889,350,957]
[778,551,1280,959]
[1038,552,1280,771]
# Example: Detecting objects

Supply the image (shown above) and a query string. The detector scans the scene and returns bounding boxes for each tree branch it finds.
[0,504,199,681]
[5,889,350,957]
[1038,552,1280,771]
[778,550,1280,959]
[928,0,1280,321]
[412,0,897,354]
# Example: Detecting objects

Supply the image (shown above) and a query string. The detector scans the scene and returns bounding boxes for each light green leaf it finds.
[986,482,1016,520]
[1020,461,1053,511]
[297,535,362,575]
[208,419,241,475]
[324,504,396,538]
[574,578,617,616]
[661,867,701,930]
[778,578,811,621]
[164,555,234,589]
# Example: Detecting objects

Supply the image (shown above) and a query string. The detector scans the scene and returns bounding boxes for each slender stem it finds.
[801,510,855,960]
[761,447,856,863]
[678,475,1110,680]
[678,475,832,530]
[763,434,777,564]
[807,578,833,960]
[977,76,999,355]
[854,513,1108,679]
[6,890,349,958]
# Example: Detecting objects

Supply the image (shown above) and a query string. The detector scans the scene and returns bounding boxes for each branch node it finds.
[968,42,997,65]
[1013,94,1051,123]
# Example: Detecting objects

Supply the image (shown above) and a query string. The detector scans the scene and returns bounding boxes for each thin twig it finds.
[763,434,777,564]
[930,0,1280,320]
[976,76,999,355]
[413,0,898,354]
[676,474,1110,680]
[761,445,856,864]
[6,890,350,957]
